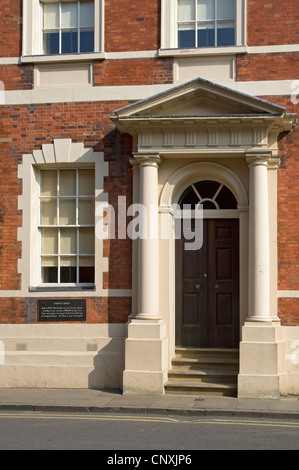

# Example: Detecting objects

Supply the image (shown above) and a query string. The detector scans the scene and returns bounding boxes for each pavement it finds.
[0,388,299,419]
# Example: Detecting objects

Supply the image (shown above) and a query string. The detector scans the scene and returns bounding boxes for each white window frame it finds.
[18,139,109,293]
[42,1,95,55]
[160,0,247,56]
[22,0,105,63]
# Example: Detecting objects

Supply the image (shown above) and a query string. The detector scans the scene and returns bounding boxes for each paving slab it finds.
[266,398,299,413]
[235,398,268,411]
[193,396,237,410]
[150,395,197,409]
[0,388,298,419]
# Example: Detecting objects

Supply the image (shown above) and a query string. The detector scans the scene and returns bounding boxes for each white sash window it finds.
[39,168,95,286]
[160,0,246,53]
[43,1,94,55]
[178,0,236,48]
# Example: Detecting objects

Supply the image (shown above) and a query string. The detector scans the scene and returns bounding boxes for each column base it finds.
[123,318,168,395]
[245,316,280,323]
[238,321,284,398]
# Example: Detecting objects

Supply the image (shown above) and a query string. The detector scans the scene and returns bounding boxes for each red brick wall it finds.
[0,65,33,91]
[247,0,299,46]
[0,0,22,57]
[278,299,299,326]
[105,0,160,52]
[1,1,299,58]
[0,100,134,323]
[94,58,173,86]
[237,53,299,82]
[0,297,131,323]
[259,96,299,324]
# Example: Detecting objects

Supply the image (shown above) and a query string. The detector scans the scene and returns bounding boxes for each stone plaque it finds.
[38,299,86,322]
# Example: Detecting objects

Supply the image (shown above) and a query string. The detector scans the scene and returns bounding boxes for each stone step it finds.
[165,348,239,397]
[167,368,238,384]
[171,356,239,371]
[164,380,238,397]
[175,347,239,359]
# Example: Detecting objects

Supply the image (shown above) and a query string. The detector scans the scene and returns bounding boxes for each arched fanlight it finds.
[179,180,238,210]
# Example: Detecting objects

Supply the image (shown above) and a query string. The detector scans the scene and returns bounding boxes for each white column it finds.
[238,153,282,398]
[123,154,168,395]
[129,158,140,318]
[246,152,279,322]
[136,154,161,319]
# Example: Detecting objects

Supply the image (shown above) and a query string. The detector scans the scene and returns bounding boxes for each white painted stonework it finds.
[112,77,298,398]
[0,324,125,389]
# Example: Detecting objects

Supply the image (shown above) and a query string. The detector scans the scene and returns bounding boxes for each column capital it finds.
[133,153,162,168]
[245,151,272,167]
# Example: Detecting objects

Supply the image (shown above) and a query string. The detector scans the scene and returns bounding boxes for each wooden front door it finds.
[175,219,239,348]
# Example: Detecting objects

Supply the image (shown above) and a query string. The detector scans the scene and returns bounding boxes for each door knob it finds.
[215,285,219,289]
[196,284,200,289]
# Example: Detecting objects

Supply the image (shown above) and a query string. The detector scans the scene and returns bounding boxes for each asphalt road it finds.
[0,411,298,451]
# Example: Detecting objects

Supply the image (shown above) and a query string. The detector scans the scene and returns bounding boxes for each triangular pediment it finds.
[113,77,286,119]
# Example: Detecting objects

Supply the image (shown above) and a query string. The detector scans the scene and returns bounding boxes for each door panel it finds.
[175,219,239,348]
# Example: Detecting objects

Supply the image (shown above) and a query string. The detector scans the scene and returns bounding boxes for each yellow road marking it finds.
[0,412,298,429]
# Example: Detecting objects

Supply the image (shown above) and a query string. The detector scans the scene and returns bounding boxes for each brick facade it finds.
[247,1,299,46]
[0,0,298,327]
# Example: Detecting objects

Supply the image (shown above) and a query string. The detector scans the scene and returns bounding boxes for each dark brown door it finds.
[175,219,239,348]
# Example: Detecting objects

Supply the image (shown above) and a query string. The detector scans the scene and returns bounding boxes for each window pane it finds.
[40,198,57,225]
[194,180,221,199]
[178,0,195,21]
[41,256,58,284]
[41,171,57,197]
[217,0,235,20]
[198,26,215,46]
[79,256,94,283]
[217,25,235,45]
[59,170,76,196]
[44,3,59,29]
[197,0,215,21]
[60,228,77,254]
[215,185,238,209]
[59,199,76,225]
[41,228,58,255]
[178,25,196,48]
[79,228,94,254]
[61,2,78,28]
[80,30,94,52]
[60,257,77,283]
[179,187,200,209]
[78,199,94,225]
[60,266,77,283]
[79,169,94,195]
[62,31,78,53]
[44,32,59,55]
[80,2,94,27]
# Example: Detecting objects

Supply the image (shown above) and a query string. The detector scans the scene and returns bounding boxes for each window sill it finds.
[158,46,248,58]
[29,285,96,292]
[21,52,106,64]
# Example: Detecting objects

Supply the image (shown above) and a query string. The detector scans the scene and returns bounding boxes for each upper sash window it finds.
[178,0,236,49]
[43,1,95,55]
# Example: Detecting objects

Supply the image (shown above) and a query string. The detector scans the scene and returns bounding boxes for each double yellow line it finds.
[0,412,298,429]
